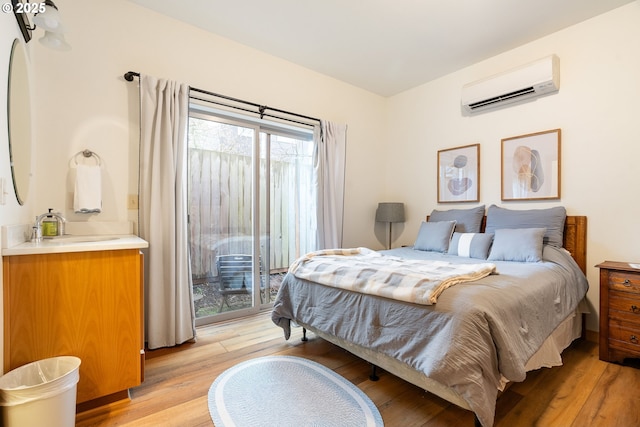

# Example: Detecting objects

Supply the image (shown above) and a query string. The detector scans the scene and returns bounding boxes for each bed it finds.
[272,205,589,427]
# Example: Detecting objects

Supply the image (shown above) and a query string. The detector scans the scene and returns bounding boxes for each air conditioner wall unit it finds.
[461,55,559,114]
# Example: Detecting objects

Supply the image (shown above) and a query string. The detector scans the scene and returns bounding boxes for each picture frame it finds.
[501,129,561,201]
[12,0,33,43]
[437,143,480,203]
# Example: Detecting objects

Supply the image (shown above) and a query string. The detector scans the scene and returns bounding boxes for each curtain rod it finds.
[123,71,321,125]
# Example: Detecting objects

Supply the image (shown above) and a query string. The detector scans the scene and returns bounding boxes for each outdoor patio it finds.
[192,271,287,316]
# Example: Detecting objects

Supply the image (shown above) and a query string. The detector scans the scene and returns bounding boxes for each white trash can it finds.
[0,356,81,427]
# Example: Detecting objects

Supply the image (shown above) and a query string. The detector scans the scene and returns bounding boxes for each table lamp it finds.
[375,202,405,249]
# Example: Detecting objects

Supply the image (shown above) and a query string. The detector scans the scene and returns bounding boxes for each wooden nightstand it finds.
[597,261,640,363]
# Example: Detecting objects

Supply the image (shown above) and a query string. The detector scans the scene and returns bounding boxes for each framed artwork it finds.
[501,129,561,201]
[437,143,480,203]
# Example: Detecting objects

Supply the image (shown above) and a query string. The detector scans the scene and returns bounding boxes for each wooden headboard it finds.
[426,215,588,274]
[562,216,587,274]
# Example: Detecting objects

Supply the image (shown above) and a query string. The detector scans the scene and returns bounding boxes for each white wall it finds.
[385,2,640,331]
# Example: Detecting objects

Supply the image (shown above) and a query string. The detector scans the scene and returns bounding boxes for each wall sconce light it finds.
[375,202,405,250]
[12,0,71,51]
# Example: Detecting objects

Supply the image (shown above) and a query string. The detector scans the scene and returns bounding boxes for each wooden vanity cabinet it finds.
[3,249,144,406]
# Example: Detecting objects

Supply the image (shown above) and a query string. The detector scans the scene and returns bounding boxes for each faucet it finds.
[34,209,66,240]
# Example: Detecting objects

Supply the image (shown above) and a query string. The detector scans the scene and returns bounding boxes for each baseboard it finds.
[76,389,131,415]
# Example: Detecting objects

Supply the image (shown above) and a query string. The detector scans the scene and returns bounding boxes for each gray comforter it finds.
[271,245,589,427]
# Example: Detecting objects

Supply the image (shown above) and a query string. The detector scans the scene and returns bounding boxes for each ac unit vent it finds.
[461,55,559,114]
[467,87,536,110]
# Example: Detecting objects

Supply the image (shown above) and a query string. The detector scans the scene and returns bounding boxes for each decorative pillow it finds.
[448,233,494,259]
[413,220,456,253]
[485,205,566,248]
[429,205,485,233]
[487,228,546,262]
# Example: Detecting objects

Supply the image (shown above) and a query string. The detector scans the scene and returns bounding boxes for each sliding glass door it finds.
[188,111,316,325]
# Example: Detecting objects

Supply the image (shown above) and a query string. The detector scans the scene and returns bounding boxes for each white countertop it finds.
[2,234,149,256]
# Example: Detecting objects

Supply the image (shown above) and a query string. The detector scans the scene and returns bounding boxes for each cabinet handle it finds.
[631,335,639,344]
[623,279,632,287]
[632,305,640,313]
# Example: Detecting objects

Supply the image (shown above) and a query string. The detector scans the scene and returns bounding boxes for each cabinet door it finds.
[3,249,142,403]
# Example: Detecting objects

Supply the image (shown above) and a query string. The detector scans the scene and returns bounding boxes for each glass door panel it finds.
[188,116,259,324]
[260,132,316,305]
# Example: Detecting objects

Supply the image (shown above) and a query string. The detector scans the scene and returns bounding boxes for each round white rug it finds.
[208,355,384,427]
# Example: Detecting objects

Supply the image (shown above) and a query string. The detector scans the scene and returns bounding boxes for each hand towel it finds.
[74,164,102,213]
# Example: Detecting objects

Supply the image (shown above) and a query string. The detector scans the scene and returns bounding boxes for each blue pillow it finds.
[448,233,494,259]
[487,228,546,262]
[414,220,456,253]
[485,205,566,248]
[429,205,485,233]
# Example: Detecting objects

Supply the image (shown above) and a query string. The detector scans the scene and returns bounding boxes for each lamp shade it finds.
[375,202,405,223]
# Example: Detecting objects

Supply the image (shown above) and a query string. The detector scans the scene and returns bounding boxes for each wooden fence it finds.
[188,147,316,279]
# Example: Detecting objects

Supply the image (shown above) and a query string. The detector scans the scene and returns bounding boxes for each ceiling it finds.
[128,0,634,97]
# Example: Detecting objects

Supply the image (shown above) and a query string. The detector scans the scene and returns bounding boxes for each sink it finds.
[43,235,120,243]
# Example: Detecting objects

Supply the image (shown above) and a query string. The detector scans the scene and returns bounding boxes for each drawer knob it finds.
[623,279,632,287]
[632,305,640,313]
[631,335,639,344]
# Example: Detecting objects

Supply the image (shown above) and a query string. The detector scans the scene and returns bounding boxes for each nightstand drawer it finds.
[608,319,640,355]
[608,271,640,293]
[609,291,640,323]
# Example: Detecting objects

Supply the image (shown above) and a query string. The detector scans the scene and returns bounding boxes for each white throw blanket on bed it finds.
[289,247,497,305]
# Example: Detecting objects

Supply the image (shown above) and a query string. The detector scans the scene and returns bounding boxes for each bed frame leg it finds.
[369,364,380,381]
[474,414,481,427]
[301,328,308,342]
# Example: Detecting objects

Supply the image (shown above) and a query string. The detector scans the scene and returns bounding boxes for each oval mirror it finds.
[7,38,32,205]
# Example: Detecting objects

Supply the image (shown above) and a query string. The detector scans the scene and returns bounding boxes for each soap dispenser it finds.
[41,209,59,237]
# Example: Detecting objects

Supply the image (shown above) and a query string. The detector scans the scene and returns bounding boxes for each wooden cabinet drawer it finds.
[608,271,640,293]
[609,291,640,323]
[608,319,640,355]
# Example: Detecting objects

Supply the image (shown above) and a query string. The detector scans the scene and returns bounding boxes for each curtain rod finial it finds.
[124,71,139,81]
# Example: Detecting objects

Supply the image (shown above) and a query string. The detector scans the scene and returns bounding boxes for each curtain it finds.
[139,75,196,349]
[314,120,347,249]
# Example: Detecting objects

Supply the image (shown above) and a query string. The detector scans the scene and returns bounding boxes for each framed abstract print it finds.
[501,129,561,201]
[437,143,480,203]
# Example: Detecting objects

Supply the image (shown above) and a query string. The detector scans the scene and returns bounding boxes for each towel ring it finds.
[73,149,101,166]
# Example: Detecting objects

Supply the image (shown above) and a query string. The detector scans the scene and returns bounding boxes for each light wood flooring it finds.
[76,311,640,427]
